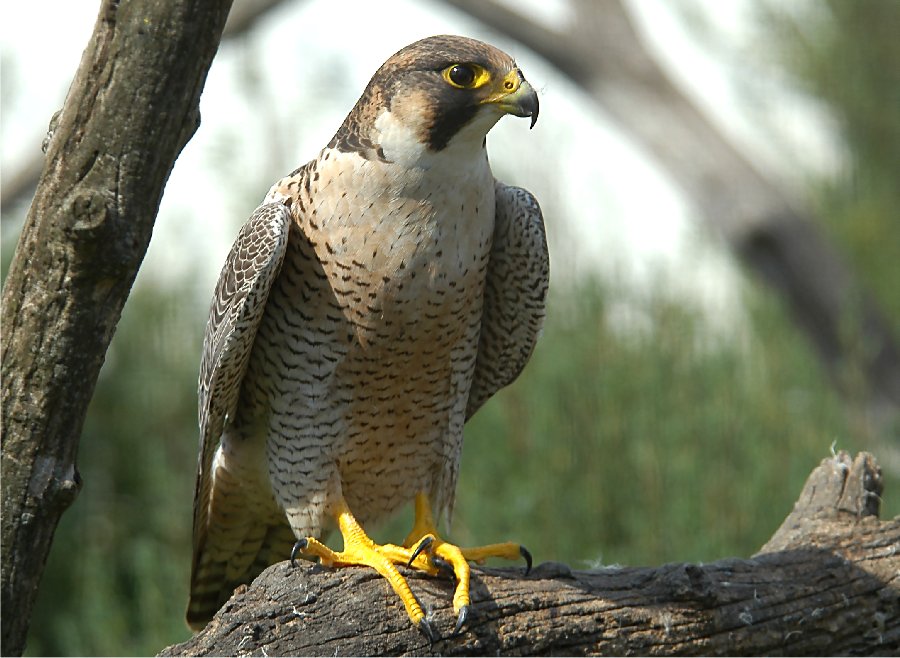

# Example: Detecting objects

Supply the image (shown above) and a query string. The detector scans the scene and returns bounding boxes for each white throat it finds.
[373,108,503,170]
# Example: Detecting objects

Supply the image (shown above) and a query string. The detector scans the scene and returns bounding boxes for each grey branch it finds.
[161,452,899,656]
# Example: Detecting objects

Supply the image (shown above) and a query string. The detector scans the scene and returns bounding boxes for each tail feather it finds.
[187,520,296,631]
[188,438,300,630]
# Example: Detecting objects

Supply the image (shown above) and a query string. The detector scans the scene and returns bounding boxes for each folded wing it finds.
[467,182,549,420]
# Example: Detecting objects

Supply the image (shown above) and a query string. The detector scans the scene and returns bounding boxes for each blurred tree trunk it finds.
[0,0,232,655]
[161,452,899,656]
[439,0,900,426]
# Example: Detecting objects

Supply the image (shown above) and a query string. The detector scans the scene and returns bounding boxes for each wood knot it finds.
[529,561,574,579]
[659,563,718,606]
[70,191,111,235]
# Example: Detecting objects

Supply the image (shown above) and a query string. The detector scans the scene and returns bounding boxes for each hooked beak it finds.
[482,69,540,129]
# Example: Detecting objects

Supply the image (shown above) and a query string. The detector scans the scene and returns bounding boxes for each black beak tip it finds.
[528,94,540,129]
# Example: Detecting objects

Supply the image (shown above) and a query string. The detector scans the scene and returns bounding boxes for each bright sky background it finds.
[0,0,841,335]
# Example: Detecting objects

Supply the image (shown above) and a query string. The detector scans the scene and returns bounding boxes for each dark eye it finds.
[442,63,489,89]
[448,64,476,87]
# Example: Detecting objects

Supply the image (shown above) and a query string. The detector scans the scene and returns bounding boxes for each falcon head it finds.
[329,35,539,163]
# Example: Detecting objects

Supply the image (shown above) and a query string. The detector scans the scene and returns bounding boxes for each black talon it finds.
[407,536,434,568]
[431,556,455,579]
[290,538,308,567]
[417,617,438,644]
[520,545,533,576]
[452,605,469,637]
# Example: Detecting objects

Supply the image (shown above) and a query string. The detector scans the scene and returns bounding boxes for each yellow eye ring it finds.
[442,63,491,89]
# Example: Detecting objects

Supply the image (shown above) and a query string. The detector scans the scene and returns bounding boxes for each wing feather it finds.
[191,201,292,556]
[466,182,549,419]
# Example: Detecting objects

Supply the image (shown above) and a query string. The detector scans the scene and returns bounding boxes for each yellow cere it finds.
[480,69,523,105]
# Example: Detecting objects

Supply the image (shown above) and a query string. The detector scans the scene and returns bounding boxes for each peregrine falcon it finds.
[187,34,548,639]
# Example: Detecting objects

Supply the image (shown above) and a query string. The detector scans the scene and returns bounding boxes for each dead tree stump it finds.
[161,451,899,656]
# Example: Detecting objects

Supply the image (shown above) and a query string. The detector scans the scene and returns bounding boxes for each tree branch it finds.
[161,452,899,656]
[0,1,232,655]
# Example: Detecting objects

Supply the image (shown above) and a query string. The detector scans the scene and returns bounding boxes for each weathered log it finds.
[160,451,899,656]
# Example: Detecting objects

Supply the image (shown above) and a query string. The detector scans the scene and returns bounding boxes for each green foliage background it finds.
[6,1,898,655]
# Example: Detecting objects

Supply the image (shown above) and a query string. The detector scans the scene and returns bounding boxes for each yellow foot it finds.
[290,494,530,640]
[290,499,439,640]
[401,493,532,635]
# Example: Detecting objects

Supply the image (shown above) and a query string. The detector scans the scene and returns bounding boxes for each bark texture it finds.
[161,451,899,656]
[0,1,232,655]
